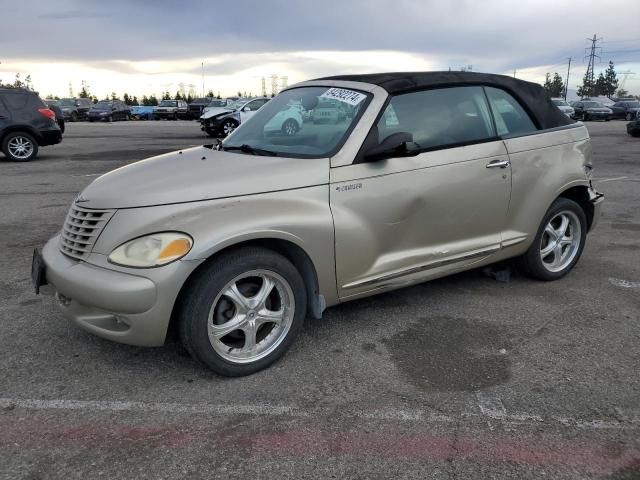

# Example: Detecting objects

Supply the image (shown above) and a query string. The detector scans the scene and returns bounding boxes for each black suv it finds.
[187,98,213,119]
[57,97,93,121]
[0,88,62,161]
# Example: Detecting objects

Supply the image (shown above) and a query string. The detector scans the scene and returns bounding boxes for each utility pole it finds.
[564,57,571,101]
[584,34,602,97]
[201,62,204,97]
[513,69,516,78]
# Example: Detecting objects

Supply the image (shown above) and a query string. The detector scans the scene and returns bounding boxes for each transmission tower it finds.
[261,77,267,97]
[271,74,278,97]
[618,70,636,94]
[584,34,602,97]
[68,81,73,97]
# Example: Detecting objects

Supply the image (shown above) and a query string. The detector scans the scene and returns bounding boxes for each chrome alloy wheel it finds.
[207,270,295,364]
[223,121,236,135]
[8,136,34,159]
[539,210,582,273]
[283,119,297,135]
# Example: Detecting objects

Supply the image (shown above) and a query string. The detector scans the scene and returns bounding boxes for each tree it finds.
[142,95,150,106]
[603,61,618,98]
[78,87,89,98]
[148,95,159,106]
[217,91,221,99]
[132,96,139,106]
[207,90,214,98]
[123,93,131,105]
[616,88,629,98]
[595,73,608,97]
[111,92,117,101]
[543,72,565,98]
[162,91,171,100]
[576,68,594,98]
[186,93,193,103]
[174,91,182,100]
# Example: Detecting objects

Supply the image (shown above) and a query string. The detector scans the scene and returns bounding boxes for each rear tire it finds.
[518,198,587,281]
[281,118,299,136]
[70,112,78,122]
[222,119,238,136]
[2,131,38,162]
[626,113,633,121]
[178,247,307,376]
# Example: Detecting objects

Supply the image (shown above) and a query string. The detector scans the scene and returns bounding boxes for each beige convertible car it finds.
[33,72,603,376]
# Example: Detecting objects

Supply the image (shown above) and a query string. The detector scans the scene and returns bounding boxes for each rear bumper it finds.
[38,129,62,146]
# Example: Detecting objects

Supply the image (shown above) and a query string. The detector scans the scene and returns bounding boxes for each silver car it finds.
[33,72,604,376]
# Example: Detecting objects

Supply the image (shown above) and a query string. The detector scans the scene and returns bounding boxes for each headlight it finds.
[108,232,193,267]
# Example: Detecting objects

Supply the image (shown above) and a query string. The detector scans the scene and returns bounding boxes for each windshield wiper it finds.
[223,144,279,157]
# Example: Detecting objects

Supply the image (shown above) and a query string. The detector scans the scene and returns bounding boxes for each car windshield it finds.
[207,100,227,107]
[93,102,112,110]
[552,99,569,106]
[226,99,247,110]
[159,100,177,107]
[583,101,603,107]
[223,86,371,158]
[59,99,76,107]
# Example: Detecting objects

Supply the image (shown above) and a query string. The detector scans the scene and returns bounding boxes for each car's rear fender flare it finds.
[0,124,43,145]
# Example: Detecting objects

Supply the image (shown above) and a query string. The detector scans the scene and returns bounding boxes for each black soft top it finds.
[317,71,574,130]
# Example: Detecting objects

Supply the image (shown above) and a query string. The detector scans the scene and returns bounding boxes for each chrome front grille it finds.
[59,204,115,260]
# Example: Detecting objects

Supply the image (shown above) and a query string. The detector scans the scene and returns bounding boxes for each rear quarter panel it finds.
[502,124,591,254]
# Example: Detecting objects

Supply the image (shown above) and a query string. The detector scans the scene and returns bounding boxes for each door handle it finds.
[486,159,511,169]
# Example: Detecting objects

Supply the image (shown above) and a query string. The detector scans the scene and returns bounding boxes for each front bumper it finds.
[41,235,202,346]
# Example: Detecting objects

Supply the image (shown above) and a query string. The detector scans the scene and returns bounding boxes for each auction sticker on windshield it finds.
[320,88,367,106]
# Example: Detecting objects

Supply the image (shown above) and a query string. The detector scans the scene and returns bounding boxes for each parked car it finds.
[572,101,612,121]
[627,110,640,137]
[187,98,214,119]
[46,101,65,134]
[130,105,155,120]
[202,98,231,115]
[87,100,131,122]
[1,88,62,161]
[264,101,304,136]
[33,72,603,376]
[153,100,188,120]
[311,99,347,123]
[56,97,93,122]
[200,97,269,137]
[609,100,640,121]
[551,98,575,118]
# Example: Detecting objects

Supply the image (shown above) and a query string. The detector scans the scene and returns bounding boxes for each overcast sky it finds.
[1,0,639,98]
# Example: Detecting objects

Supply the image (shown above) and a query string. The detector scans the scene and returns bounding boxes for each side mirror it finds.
[363,132,415,162]
[242,106,251,112]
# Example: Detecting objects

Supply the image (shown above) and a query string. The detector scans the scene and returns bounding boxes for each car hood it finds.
[201,107,234,119]
[78,146,329,209]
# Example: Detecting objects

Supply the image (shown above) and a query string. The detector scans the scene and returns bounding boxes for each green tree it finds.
[603,61,618,98]
[142,95,150,106]
[149,95,159,106]
[110,92,117,100]
[174,91,182,100]
[576,69,594,98]
[162,91,171,100]
[216,91,221,99]
[595,73,607,97]
[616,88,629,98]
[206,90,214,98]
[78,87,89,98]
[132,96,139,106]
[123,93,131,105]
[186,93,193,103]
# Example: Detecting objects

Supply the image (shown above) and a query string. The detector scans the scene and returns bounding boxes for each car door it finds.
[330,86,512,299]
[610,102,622,119]
[239,99,266,123]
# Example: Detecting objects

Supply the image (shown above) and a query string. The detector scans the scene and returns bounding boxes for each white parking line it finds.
[595,176,628,183]
[609,277,640,288]
[1,397,637,431]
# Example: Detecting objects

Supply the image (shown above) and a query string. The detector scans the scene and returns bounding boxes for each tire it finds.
[222,119,238,136]
[605,117,611,122]
[626,113,633,121]
[70,111,78,122]
[518,197,587,281]
[178,247,307,376]
[581,113,588,121]
[281,118,299,136]
[2,131,39,162]
[107,115,113,123]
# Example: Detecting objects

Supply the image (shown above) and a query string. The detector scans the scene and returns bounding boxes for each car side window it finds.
[375,86,496,151]
[3,93,28,110]
[484,87,537,137]
[0,97,9,116]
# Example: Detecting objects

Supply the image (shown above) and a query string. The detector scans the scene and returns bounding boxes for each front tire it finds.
[518,198,587,281]
[281,118,299,136]
[222,119,238,136]
[2,131,38,162]
[581,113,588,121]
[178,247,307,376]
[626,113,633,121]
[70,111,78,122]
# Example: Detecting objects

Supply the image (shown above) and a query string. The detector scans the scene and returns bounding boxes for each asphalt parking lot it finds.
[1,120,639,479]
